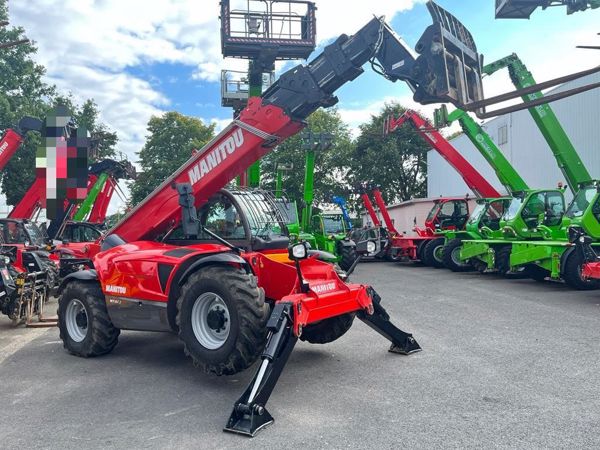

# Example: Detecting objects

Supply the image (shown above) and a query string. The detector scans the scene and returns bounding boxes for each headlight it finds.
[289,242,308,260]
[367,241,376,253]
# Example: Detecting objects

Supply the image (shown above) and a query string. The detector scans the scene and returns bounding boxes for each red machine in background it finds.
[376,110,501,265]
[0,117,42,171]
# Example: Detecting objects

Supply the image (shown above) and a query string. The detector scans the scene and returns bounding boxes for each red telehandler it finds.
[372,110,502,266]
[0,117,42,171]
[54,2,585,436]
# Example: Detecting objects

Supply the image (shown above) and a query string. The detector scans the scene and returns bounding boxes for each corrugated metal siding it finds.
[427,72,600,202]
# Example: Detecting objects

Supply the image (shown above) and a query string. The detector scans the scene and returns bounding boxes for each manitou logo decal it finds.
[310,282,337,294]
[187,128,244,185]
[0,141,8,155]
[106,285,126,295]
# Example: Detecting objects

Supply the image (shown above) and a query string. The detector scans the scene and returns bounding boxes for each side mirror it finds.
[288,242,309,261]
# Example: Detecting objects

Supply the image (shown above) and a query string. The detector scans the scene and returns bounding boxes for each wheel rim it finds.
[65,299,88,343]
[433,245,444,263]
[451,246,466,267]
[191,292,231,350]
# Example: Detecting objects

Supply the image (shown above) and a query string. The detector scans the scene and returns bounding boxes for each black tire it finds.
[300,313,355,344]
[58,281,120,357]
[563,251,600,290]
[385,246,402,262]
[38,254,59,295]
[471,258,488,274]
[495,246,512,276]
[523,264,549,282]
[416,240,428,265]
[176,265,269,376]
[423,238,446,268]
[339,245,357,271]
[442,239,471,272]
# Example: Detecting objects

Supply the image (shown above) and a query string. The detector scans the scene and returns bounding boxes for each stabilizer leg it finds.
[224,302,297,437]
[357,287,422,354]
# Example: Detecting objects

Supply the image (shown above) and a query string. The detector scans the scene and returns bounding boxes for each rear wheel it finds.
[58,281,120,357]
[339,245,357,271]
[495,246,512,276]
[38,255,59,295]
[563,251,600,290]
[416,241,428,264]
[177,266,270,376]
[524,264,549,282]
[423,238,446,268]
[442,239,471,272]
[300,313,355,344]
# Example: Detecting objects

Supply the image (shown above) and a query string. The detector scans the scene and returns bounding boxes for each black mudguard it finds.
[56,269,98,295]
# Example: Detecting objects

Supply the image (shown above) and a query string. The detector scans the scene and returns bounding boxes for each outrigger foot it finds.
[358,287,422,355]
[224,303,297,437]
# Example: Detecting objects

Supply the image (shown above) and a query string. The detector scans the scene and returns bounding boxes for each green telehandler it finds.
[457,54,599,289]
[433,106,530,271]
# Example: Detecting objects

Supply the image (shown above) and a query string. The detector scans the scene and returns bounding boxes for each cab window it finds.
[65,225,101,243]
[312,216,322,234]
[200,198,246,240]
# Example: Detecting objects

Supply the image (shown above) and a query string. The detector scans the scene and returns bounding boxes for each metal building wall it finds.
[427,72,600,202]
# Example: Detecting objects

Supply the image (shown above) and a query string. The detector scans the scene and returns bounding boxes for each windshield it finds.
[24,223,45,246]
[467,203,486,225]
[234,191,287,238]
[503,197,523,221]
[426,203,442,221]
[566,187,596,219]
[322,215,345,234]
[274,199,298,226]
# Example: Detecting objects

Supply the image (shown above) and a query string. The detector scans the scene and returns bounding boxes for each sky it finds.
[5,0,600,215]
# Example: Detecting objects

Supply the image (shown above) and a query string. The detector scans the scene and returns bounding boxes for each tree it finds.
[0,2,118,207]
[261,108,354,209]
[347,103,429,206]
[0,1,55,206]
[129,112,215,205]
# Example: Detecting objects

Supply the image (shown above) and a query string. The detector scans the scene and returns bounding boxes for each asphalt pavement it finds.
[1,262,600,449]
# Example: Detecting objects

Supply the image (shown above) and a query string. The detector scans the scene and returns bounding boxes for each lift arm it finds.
[371,188,400,236]
[435,106,529,194]
[108,4,488,243]
[360,191,382,228]
[483,53,592,192]
[385,110,502,199]
[331,195,353,231]
[0,117,42,171]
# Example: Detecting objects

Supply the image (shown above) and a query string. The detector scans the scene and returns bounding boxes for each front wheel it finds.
[422,238,446,268]
[339,245,358,272]
[176,266,270,376]
[58,281,120,357]
[442,239,471,272]
[563,251,600,290]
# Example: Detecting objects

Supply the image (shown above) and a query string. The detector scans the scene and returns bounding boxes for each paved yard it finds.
[1,262,600,449]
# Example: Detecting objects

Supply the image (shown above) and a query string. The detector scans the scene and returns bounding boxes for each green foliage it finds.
[129,112,215,205]
[0,2,120,207]
[348,102,428,206]
[0,3,55,207]
[261,108,353,209]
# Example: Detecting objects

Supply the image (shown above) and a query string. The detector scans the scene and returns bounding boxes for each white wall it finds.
[427,72,600,202]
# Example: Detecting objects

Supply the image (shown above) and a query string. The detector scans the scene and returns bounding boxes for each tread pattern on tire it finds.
[442,238,471,272]
[300,312,355,344]
[495,245,512,276]
[58,281,120,357]
[339,245,357,272]
[176,266,270,376]
[563,251,600,290]
[423,238,446,268]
